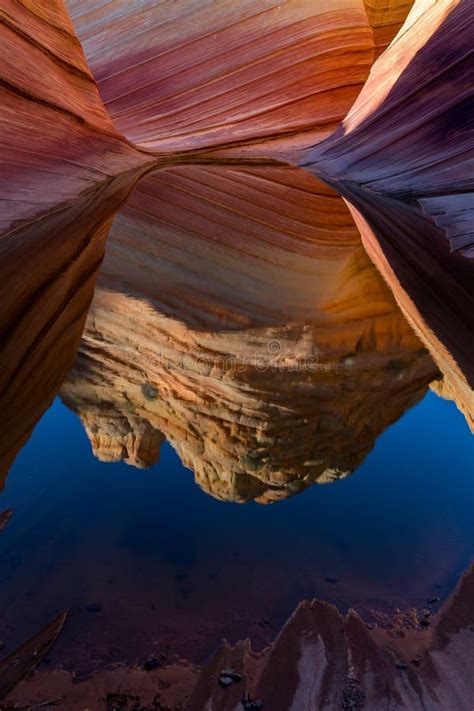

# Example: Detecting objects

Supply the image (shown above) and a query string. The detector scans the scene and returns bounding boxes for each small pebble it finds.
[144,656,161,671]
[218,675,233,688]
[427,597,440,604]
[396,662,408,670]
[324,577,338,584]
[220,668,243,682]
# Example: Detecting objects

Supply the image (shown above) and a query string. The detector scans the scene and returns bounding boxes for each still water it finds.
[0,389,472,674]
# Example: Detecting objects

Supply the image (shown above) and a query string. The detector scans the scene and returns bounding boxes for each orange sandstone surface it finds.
[60,165,438,503]
[0,0,473,708]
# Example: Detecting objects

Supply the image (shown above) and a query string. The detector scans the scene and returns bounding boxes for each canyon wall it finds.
[0,0,150,481]
[304,0,474,428]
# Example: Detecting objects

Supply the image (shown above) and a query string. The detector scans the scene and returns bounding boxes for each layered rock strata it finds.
[64,0,377,153]
[0,0,152,481]
[61,166,438,503]
[304,0,474,428]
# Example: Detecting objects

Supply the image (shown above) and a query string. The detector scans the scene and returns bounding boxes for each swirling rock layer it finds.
[0,0,151,480]
[0,176,139,486]
[61,165,437,503]
[305,0,474,428]
[1,0,148,235]
[64,0,376,153]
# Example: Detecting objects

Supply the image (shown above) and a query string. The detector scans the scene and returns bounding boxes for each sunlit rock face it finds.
[304,0,474,429]
[61,165,437,503]
[78,408,165,469]
[363,0,414,57]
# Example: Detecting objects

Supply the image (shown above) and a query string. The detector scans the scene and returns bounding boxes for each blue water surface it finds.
[0,390,472,668]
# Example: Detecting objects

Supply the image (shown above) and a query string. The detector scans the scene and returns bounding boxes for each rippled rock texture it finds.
[305,0,474,427]
[61,166,437,503]
[1,0,473,707]
[64,0,378,153]
[1,0,149,232]
[0,0,152,482]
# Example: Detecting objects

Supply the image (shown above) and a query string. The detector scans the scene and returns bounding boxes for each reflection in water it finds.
[1,0,473,704]
[61,166,438,502]
[0,0,474,711]
[0,161,472,692]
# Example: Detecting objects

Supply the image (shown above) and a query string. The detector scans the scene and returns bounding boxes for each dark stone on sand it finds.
[72,671,94,684]
[106,692,139,710]
[85,603,102,612]
[144,656,161,671]
[141,382,158,401]
[427,596,440,604]
[420,619,430,628]
[325,577,338,584]
[395,662,408,670]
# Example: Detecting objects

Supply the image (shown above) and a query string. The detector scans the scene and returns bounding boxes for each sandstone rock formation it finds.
[2,0,471,472]
[1,0,150,234]
[363,0,414,57]
[0,0,152,482]
[61,165,437,503]
[64,0,376,154]
[0,180,140,486]
[187,562,474,710]
[304,0,474,428]
[1,1,473,708]
[5,565,474,709]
